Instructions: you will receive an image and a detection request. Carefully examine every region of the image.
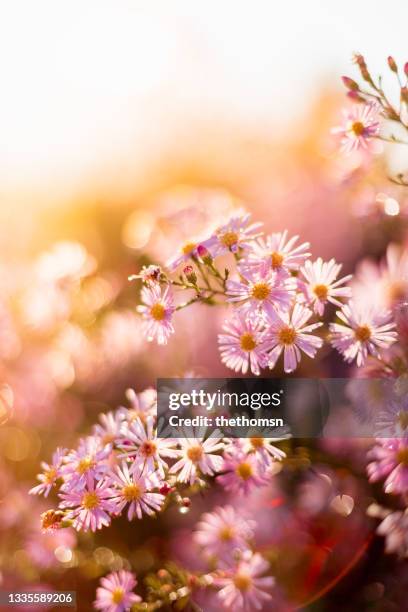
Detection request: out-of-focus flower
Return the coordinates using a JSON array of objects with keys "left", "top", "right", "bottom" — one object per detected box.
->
[
  {"left": 166, "top": 240, "right": 201, "bottom": 272},
  {"left": 94, "top": 570, "right": 141, "bottom": 612},
  {"left": 204, "top": 213, "right": 263, "bottom": 257},
  {"left": 377, "top": 510, "right": 408, "bottom": 557},
  {"left": 367, "top": 438, "right": 408, "bottom": 494},
  {"left": 240, "top": 230, "right": 310, "bottom": 278},
  {"left": 217, "top": 451, "right": 269, "bottom": 496},
  {"left": 266, "top": 303, "right": 323, "bottom": 373},
  {"left": 59, "top": 479, "right": 116, "bottom": 532},
  {"left": 108, "top": 461, "right": 164, "bottom": 520},
  {"left": 218, "top": 312, "right": 270, "bottom": 376},
  {"left": 194, "top": 505, "right": 255, "bottom": 564},
  {"left": 29, "top": 447, "right": 66, "bottom": 498},
  {"left": 26, "top": 525, "right": 76, "bottom": 569},
  {"left": 35, "top": 241, "right": 96, "bottom": 285},
  {"left": 120, "top": 388, "right": 157, "bottom": 424},
  {"left": 226, "top": 270, "right": 293, "bottom": 317},
  {"left": 137, "top": 284, "right": 175, "bottom": 345},
  {"left": 330, "top": 301, "right": 397, "bottom": 366},
  {"left": 299, "top": 258, "right": 352, "bottom": 316},
  {"left": 215, "top": 551, "right": 274, "bottom": 611},
  {"left": 169, "top": 433, "right": 224, "bottom": 485},
  {"left": 332, "top": 103, "right": 381, "bottom": 154},
  {"left": 241, "top": 437, "right": 286, "bottom": 470},
  {"left": 118, "top": 416, "right": 178, "bottom": 478},
  {"left": 375, "top": 397, "right": 408, "bottom": 437}
]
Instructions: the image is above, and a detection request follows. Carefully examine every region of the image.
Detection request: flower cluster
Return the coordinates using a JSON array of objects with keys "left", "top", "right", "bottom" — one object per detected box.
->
[
  {"left": 133, "top": 212, "right": 398, "bottom": 374},
  {"left": 30, "top": 388, "right": 287, "bottom": 535}
]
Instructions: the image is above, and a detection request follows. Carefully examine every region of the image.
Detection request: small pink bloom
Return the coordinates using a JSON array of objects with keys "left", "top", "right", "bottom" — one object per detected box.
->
[
  {"left": 226, "top": 269, "right": 293, "bottom": 318},
  {"left": 108, "top": 461, "right": 164, "bottom": 520},
  {"left": 94, "top": 570, "right": 141, "bottom": 612},
  {"left": 377, "top": 510, "right": 408, "bottom": 557},
  {"left": 330, "top": 301, "right": 397, "bottom": 366},
  {"left": 129, "top": 264, "right": 162, "bottom": 285},
  {"left": 137, "top": 284, "right": 175, "bottom": 345},
  {"left": 170, "top": 432, "right": 225, "bottom": 485},
  {"left": 266, "top": 303, "right": 323, "bottom": 373},
  {"left": 215, "top": 551, "right": 275, "bottom": 611},
  {"left": 367, "top": 438, "right": 408, "bottom": 495},
  {"left": 332, "top": 102, "right": 381, "bottom": 154},
  {"left": 59, "top": 479, "right": 117, "bottom": 532},
  {"left": 29, "top": 447, "right": 66, "bottom": 497},
  {"left": 218, "top": 312, "right": 270, "bottom": 376},
  {"left": 300, "top": 257, "right": 352, "bottom": 316},
  {"left": 61, "top": 436, "right": 109, "bottom": 491},
  {"left": 203, "top": 213, "right": 263, "bottom": 257},
  {"left": 241, "top": 230, "right": 310, "bottom": 278},
  {"left": 217, "top": 450, "right": 269, "bottom": 496}
]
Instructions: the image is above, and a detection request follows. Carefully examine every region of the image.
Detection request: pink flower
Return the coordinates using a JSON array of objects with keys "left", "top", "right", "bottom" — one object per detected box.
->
[
  {"left": 367, "top": 438, "right": 408, "bottom": 495},
  {"left": 299, "top": 258, "right": 352, "bottom": 316},
  {"left": 59, "top": 479, "right": 117, "bottom": 532},
  {"left": 194, "top": 505, "right": 255, "bottom": 563},
  {"left": 241, "top": 230, "right": 310, "bottom": 278},
  {"left": 118, "top": 416, "right": 178, "bottom": 478},
  {"left": 61, "top": 436, "right": 109, "bottom": 491},
  {"left": 129, "top": 264, "right": 162, "bottom": 285},
  {"left": 330, "top": 301, "right": 397, "bottom": 366},
  {"left": 29, "top": 447, "right": 66, "bottom": 497},
  {"left": 203, "top": 213, "right": 263, "bottom": 257},
  {"left": 170, "top": 432, "right": 225, "bottom": 484},
  {"left": 94, "top": 570, "right": 141, "bottom": 612},
  {"left": 137, "top": 284, "right": 175, "bottom": 345},
  {"left": 93, "top": 410, "right": 126, "bottom": 449},
  {"left": 166, "top": 240, "right": 200, "bottom": 272},
  {"left": 241, "top": 437, "right": 286, "bottom": 470},
  {"left": 215, "top": 551, "right": 274, "bottom": 611},
  {"left": 377, "top": 510, "right": 408, "bottom": 557},
  {"left": 226, "top": 270, "right": 293, "bottom": 318},
  {"left": 266, "top": 303, "right": 323, "bottom": 373},
  {"left": 108, "top": 461, "right": 164, "bottom": 520},
  {"left": 217, "top": 451, "right": 269, "bottom": 495},
  {"left": 120, "top": 387, "right": 157, "bottom": 424},
  {"left": 218, "top": 312, "right": 270, "bottom": 376},
  {"left": 332, "top": 103, "right": 381, "bottom": 154}
]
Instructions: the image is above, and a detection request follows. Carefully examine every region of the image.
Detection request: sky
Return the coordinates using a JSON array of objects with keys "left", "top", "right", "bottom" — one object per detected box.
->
[{"left": 1, "top": 0, "right": 408, "bottom": 200}]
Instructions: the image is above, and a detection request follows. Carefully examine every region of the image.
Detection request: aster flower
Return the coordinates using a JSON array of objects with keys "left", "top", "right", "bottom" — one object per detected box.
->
[
  {"left": 29, "top": 447, "right": 66, "bottom": 497},
  {"left": 194, "top": 505, "right": 255, "bottom": 564},
  {"left": 215, "top": 551, "right": 274, "bottom": 611},
  {"left": 129, "top": 264, "right": 162, "bottom": 285},
  {"left": 166, "top": 241, "right": 200, "bottom": 272},
  {"left": 108, "top": 461, "right": 164, "bottom": 520},
  {"left": 218, "top": 312, "right": 270, "bottom": 376},
  {"left": 226, "top": 269, "right": 293, "bottom": 318},
  {"left": 120, "top": 387, "right": 157, "bottom": 424},
  {"left": 332, "top": 102, "right": 381, "bottom": 154},
  {"left": 266, "top": 303, "right": 323, "bottom": 373},
  {"left": 367, "top": 438, "right": 408, "bottom": 495},
  {"left": 377, "top": 510, "right": 408, "bottom": 557},
  {"left": 59, "top": 479, "right": 117, "bottom": 532},
  {"left": 241, "top": 437, "right": 286, "bottom": 470},
  {"left": 93, "top": 410, "right": 126, "bottom": 449},
  {"left": 94, "top": 570, "right": 141, "bottom": 612},
  {"left": 118, "top": 416, "right": 178, "bottom": 477},
  {"left": 299, "top": 258, "right": 352, "bottom": 316},
  {"left": 240, "top": 230, "right": 310, "bottom": 278},
  {"left": 330, "top": 301, "right": 397, "bottom": 366},
  {"left": 137, "top": 284, "right": 175, "bottom": 345},
  {"left": 375, "top": 398, "right": 408, "bottom": 437},
  {"left": 61, "top": 436, "right": 109, "bottom": 491},
  {"left": 217, "top": 450, "right": 269, "bottom": 495},
  {"left": 170, "top": 432, "right": 225, "bottom": 485},
  {"left": 203, "top": 213, "right": 263, "bottom": 258}
]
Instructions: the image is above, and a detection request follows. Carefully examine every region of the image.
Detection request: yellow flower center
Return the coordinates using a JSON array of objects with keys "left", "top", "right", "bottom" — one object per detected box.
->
[
  {"left": 236, "top": 462, "right": 253, "bottom": 480},
  {"left": 82, "top": 491, "right": 100, "bottom": 510},
  {"left": 219, "top": 526, "right": 235, "bottom": 541},
  {"left": 234, "top": 573, "right": 252, "bottom": 592},
  {"left": 111, "top": 588, "right": 124, "bottom": 604},
  {"left": 187, "top": 445, "right": 203, "bottom": 462},
  {"left": 397, "top": 447, "right": 408, "bottom": 466},
  {"left": 398, "top": 412, "right": 408, "bottom": 430},
  {"left": 150, "top": 303, "right": 166, "bottom": 321},
  {"left": 351, "top": 121, "right": 365, "bottom": 136},
  {"left": 251, "top": 282, "right": 270, "bottom": 301},
  {"left": 182, "top": 242, "right": 196, "bottom": 255},
  {"left": 313, "top": 284, "right": 328, "bottom": 300},
  {"left": 271, "top": 251, "right": 284, "bottom": 269},
  {"left": 45, "top": 467, "right": 57, "bottom": 484},
  {"left": 354, "top": 325, "right": 371, "bottom": 342},
  {"left": 250, "top": 437, "right": 264, "bottom": 449},
  {"left": 220, "top": 231, "right": 239, "bottom": 248},
  {"left": 140, "top": 440, "right": 157, "bottom": 457},
  {"left": 278, "top": 326, "right": 297, "bottom": 345},
  {"left": 122, "top": 484, "right": 142, "bottom": 502},
  {"left": 77, "top": 456, "right": 94, "bottom": 474},
  {"left": 240, "top": 332, "right": 257, "bottom": 352}
]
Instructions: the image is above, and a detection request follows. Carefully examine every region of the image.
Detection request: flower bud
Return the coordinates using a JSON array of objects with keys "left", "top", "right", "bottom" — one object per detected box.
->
[
  {"left": 387, "top": 56, "right": 398, "bottom": 72},
  {"left": 401, "top": 87, "right": 408, "bottom": 104},
  {"left": 346, "top": 91, "right": 365, "bottom": 103},
  {"left": 341, "top": 76, "right": 359, "bottom": 91},
  {"left": 197, "top": 244, "right": 213, "bottom": 265},
  {"left": 404, "top": 62, "right": 408, "bottom": 77},
  {"left": 183, "top": 265, "right": 197, "bottom": 284}
]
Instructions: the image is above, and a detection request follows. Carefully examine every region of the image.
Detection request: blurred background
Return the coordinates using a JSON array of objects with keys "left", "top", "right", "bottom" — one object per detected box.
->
[{"left": 1, "top": 1, "right": 408, "bottom": 610}]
